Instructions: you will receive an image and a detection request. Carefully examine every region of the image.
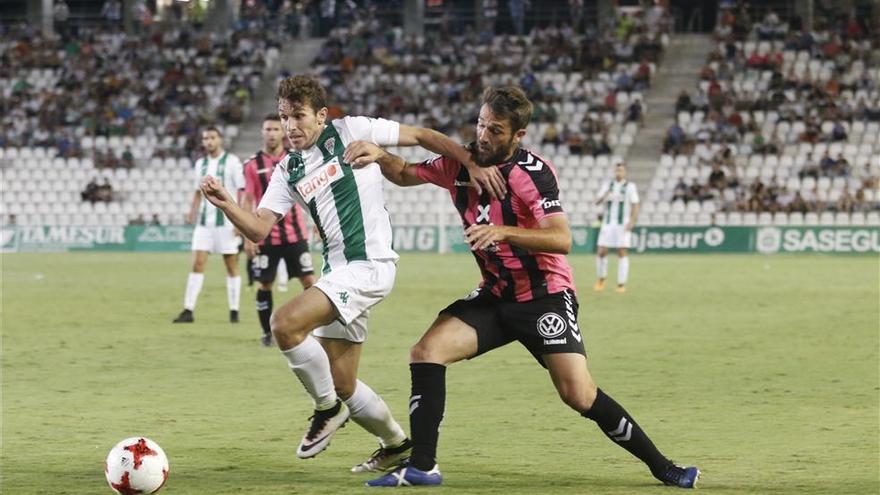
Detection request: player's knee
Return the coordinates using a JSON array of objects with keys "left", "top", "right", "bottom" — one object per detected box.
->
[
  {"left": 557, "top": 385, "right": 595, "bottom": 413},
  {"left": 410, "top": 340, "right": 443, "bottom": 364},
  {"left": 270, "top": 310, "right": 309, "bottom": 344}
]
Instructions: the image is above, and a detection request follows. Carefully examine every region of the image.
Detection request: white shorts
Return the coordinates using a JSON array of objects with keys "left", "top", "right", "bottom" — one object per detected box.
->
[
  {"left": 597, "top": 224, "right": 632, "bottom": 249},
  {"left": 312, "top": 259, "right": 397, "bottom": 343},
  {"left": 191, "top": 225, "right": 240, "bottom": 254}
]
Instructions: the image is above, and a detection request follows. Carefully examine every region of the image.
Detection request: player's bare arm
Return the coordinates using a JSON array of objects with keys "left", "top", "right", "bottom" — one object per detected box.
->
[
  {"left": 239, "top": 191, "right": 259, "bottom": 256},
  {"left": 346, "top": 142, "right": 425, "bottom": 187},
  {"left": 396, "top": 125, "right": 507, "bottom": 199},
  {"left": 595, "top": 190, "right": 611, "bottom": 206},
  {"left": 626, "top": 203, "right": 640, "bottom": 231},
  {"left": 200, "top": 175, "right": 278, "bottom": 242},
  {"left": 186, "top": 190, "right": 201, "bottom": 224},
  {"left": 464, "top": 215, "right": 572, "bottom": 254}
]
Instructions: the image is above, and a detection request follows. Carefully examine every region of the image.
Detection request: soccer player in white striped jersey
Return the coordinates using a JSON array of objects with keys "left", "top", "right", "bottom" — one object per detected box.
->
[
  {"left": 198, "top": 75, "right": 506, "bottom": 473},
  {"left": 594, "top": 162, "right": 640, "bottom": 293},
  {"left": 173, "top": 126, "right": 245, "bottom": 324}
]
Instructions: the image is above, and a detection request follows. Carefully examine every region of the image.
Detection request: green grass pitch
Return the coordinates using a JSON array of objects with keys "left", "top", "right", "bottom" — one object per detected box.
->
[{"left": 2, "top": 252, "right": 878, "bottom": 494}]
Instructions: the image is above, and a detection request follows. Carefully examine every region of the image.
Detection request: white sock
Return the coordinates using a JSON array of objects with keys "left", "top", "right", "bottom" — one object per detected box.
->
[
  {"left": 618, "top": 257, "right": 630, "bottom": 285},
  {"left": 281, "top": 336, "right": 337, "bottom": 410},
  {"left": 183, "top": 272, "right": 204, "bottom": 310},
  {"left": 344, "top": 380, "right": 407, "bottom": 448},
  {"left": 277, "top": 260, "right": 289, "bottom": 288},
  {"left": 226, "top": 276, "right": 241, "bottom": 311},
  {"left": 597, "top": 256, "right": 608, "bottom": 279}
]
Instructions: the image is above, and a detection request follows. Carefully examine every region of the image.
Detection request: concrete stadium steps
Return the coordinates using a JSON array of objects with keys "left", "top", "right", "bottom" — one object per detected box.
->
[
  {"left": 231, "top": 39, "right": 325, "bottom": 158},
  {"left": 625, "top": 34, "right": 716, "bottom": 190}
]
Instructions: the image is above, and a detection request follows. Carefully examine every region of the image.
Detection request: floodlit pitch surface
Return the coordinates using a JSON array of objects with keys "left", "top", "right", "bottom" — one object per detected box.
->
[{"left": 2, "top": 252, "right": 878, "bottom": 494}]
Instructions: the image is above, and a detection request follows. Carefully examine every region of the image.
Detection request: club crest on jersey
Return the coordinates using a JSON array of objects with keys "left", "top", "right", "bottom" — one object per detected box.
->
[
  {"left": 294, "top": 157, "right": 345, "bottom": 202},
  {"left": 287, "top": 153, "right": 306, "bottom": 183},
  {"left": 536, "top": 312, "right": 566, "bottom": 338},
  {"left": 324, "top": 137, "right": 336, "bottom": 155}
]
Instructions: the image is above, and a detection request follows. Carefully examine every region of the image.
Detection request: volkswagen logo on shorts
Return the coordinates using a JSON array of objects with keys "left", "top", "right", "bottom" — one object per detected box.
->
[{"left": 537, "top": 313, "right": 566, "bottom": 338}]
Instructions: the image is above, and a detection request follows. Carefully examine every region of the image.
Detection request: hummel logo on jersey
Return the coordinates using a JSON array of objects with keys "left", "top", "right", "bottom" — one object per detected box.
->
[
  {"left": 324, "top": 137, "right": 336, "bottom": 155},
  {"left": 517, "top": 153, "right": 544, "bottom": 171},
  {"left": 476, "top": 205, "right": 491, "bottom": 223},
  {"left": 295, "top": 157, "right": 345, "bottom": 202},
  {"left": 338, "top": 291, "right": 349, "bottom": 305},
  {"left": 538, "top": 197, "right": 561, "bottom": 210},
  {"left": 453, "top": 180, "right": 472, "bottom": 187},
  {"left": 607, "top": 417, "right": 633, "bottom": 442}
]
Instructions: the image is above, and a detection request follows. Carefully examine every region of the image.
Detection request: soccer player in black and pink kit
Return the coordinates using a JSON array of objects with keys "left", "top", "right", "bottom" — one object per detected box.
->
[
  {"left": 344, "top": 86, "right": 700, "bottom": 489},
  {"left": 241, "top": 114, "right": 317, "bottom": 347}
]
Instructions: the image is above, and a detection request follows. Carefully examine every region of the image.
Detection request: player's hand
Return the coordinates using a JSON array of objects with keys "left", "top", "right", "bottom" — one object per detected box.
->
[
  {"left": 625, "top": 222, "right": 634, "bottom": 231},
  {"left": 463, "top": 161, "right": 506, "bottom": 199},
  {"left": 185, "top": 211, "right": 196, "bottom": 225},
  {"left": 200, "top": 176, "right": 235, "bottom": 209},
  {"left": 244, "top": 239, "right": 258, "bottom": 258},
  {"left": 464, "top": 224, "right": 506, "bottom": 251},
  {"left": 343, "top": 140, "right": 385, "bottom": 167}
]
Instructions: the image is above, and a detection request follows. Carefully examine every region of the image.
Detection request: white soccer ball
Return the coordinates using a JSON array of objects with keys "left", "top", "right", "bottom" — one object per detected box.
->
[{"left": 105, "top": 437, "right": 169, "bottom": 494}]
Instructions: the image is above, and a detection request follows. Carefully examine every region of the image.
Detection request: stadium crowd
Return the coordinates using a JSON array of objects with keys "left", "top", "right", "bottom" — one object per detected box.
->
[
  {"left": 0, "top": 22, "right": 279, "bottom": 162},
  {"left": 309, "top": 3, "right": 669, "bottom": 150},
  {"left": 656, "top": 3, "right": 879, "bottom": 216}
]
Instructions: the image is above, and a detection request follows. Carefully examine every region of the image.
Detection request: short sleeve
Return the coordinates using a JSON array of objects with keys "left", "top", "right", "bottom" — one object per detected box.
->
[
  {"left": 628, "top": 183, "right": 640, "bottom": 204},
  {"left": 338, "top": 116, "right": 400, "bottom": 146},
  {"left": 229, "top": 155, "right": 245, "bottom": 191},
  {"left": 512, "top": 161, "right": 564, "bottom": 221},
  {"left": 415, "top": 155, "right": 460, "bottom": 189},
  {"left": 596, "top": 181, "right": 610, "bottom": 199},
  {"left": 258, "top": 159, "right": 297, "bottom": 217}
]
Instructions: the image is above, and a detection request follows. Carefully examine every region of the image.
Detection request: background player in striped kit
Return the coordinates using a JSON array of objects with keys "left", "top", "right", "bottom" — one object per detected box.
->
[
  {"left": 345, "top": 86, "right": 699, "bottom": 489},
  {"left": 198, "top": 76, "right": 507, "bottom": 474},
  {"left": 172, "top": 126, "right": 245, "bottom": 324},
  {"left": 594, "top": 163, "right": 640, "bottom": 293},
  {"left": 242, "top": 114, "right": 317, "bottom": 347}
]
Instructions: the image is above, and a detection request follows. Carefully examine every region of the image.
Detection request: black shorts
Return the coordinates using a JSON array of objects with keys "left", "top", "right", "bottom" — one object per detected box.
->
[
  {"left": 251, "top": 241, "right": 314, "bottom": 283},
  {"left": 440, "top": 288, "right": 585, "bottom": 367}
]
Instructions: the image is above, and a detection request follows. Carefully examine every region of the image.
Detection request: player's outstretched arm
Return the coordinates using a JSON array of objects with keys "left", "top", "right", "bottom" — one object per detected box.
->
[
  {"left": 396, "top": 125, "right": 507, "bottom": 199},
  {"left": 200, "top": 176, "right": 277, "bottom": 242},
  {"left": 346, "top": 141, "right": 425, "bottom": 187},
  {"left": 464, "top": 215, "right": 572, "bottom": 254}
]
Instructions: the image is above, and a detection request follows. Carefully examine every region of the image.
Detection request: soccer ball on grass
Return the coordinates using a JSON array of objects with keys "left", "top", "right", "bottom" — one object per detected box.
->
[{"left": 104, "top": 437, "right": 169, "bottom": 494}]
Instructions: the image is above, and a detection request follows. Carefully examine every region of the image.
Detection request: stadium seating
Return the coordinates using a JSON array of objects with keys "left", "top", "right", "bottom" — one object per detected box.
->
[
  {"left": 641, "top": 13, "right": 880, "bottom": 227},
  {"left": 310, "top": 11, "right": 669, "bottom": 226}
]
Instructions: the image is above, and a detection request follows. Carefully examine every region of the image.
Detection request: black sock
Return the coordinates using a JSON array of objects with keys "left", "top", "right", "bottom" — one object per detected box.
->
[
  {"left": 256, "top": 289, "right": 273, "bottom": 335},
  {"left": 246, "top": 257, "right": 255, "bottom": 286},
  {"left": 409, "top": 363, "right": 446, "bottom": 471},
  {"left": 582, "top": 388, "right": 670, "bottom": 475}
]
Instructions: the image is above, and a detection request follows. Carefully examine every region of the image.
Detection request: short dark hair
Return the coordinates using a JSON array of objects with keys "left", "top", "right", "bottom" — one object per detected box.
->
[
  {"left": 481, "top": 86, "right": 533, "bottom": 132},
  {"left": 277, "top": 75, "right": 327, "bottom": 112},
  {"left": 263, "top": 113, "right": 281, "bottom": 123},
  {"left": 202, "top": 126, "right": 222, "bottom": 137}
]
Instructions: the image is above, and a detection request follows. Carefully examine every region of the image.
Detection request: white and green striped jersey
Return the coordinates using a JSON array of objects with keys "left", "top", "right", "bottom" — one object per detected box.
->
[
  {"left": 597, "top": 180, "right": 639, "bottom": 226},
  {"left": 193, "top": 151, "right": 245, "bottom": 227},
  {"left": 259, "top": 116, "right": 400, "bottom": 273}
]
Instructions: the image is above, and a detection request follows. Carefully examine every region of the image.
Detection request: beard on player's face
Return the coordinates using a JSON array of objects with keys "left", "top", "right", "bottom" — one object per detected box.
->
[{"left": 474, "top": 136, "right": 516, "bottom": 166}]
